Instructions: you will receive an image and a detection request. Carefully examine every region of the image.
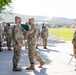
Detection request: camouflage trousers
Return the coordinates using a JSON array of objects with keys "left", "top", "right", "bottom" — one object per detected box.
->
[
  {"left": 13, "top": 45, "right": 21, "bottom": 67},
  {"left": 6, "top": 37, "right": 11, "bottom": 50},
  {"left": 73, "top": 43, "right": 76, "bottom": 57},
  {"left": 43, "top": 38, "right": 47, "bottom": 48},
  {"left": 28, "top": 42, "right": 42, "bottom": 66}
]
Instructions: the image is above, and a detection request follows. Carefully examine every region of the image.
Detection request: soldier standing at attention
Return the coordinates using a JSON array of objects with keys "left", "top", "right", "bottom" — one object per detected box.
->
[
  {"left": 12, "top": 16, "right": 23, "bottom": 71},
  {"left": 26, "top": 18, "right": 45, "bottom": 70},
  {"left": 41, "top": 26, "right": 48, "bottom": 49},
  {"left": 4, "top": 23, "right": 12, "bottom": 51}
]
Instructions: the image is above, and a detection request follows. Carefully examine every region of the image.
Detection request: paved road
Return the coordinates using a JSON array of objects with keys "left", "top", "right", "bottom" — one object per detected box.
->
[{"left": 0, "top": 40, "right": 76, "bottom": 75}]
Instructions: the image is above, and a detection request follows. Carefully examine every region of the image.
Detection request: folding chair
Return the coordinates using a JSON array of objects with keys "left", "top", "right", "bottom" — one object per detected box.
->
[
  {"left": 68, "top": 54, "right": 74, "bottom": 65},
  {"left": 69, "top": 54, "right": 76, "bottom": 71}
]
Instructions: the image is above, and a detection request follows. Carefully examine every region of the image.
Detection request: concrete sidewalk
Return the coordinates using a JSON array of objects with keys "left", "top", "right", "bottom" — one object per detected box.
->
[{"left": 0, "top": 41, "right": 76, "bottom": 75}]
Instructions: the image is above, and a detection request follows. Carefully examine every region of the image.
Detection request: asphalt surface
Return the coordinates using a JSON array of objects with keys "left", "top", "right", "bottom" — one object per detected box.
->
[{"left": 0, "top": 40, "right": 76, "bottom": 75}]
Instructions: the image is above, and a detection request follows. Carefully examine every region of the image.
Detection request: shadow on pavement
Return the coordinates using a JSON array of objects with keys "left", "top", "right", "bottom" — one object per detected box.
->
[
  {"left": 38, "top": 48, "right": 60, "bottom": 53},
  {"left": 33, "top": 67, "right": 48, "bottom": 75}
]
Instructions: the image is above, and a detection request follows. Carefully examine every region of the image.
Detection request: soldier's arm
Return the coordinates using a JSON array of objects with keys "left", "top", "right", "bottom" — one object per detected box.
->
[{"left": 27, "top": 28, "right": 35, "bottom": 34}]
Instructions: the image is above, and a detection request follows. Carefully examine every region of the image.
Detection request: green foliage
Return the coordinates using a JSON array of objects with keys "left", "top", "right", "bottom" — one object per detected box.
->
[{"left": 0, "top": 0, "right": 12, "bottom": 12}]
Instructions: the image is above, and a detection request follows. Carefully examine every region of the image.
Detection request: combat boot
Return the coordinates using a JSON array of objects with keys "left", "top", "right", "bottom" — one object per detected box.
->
[
  {"left": 44, "top": 47, "right": 47, "bottom": 49},
  {"left": 38, "top": 61, "right": 45, "bottom": 68},
  {"left": 26, "top": 66, "right": 35, "bottom": 70},
  {"left": 13, "top": 66, "right": 22, "bottom": 71}
]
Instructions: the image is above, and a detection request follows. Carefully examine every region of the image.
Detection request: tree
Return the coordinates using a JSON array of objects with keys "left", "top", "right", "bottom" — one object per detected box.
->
[{"left": 0, "top": 0, "right": 12, "bottom": 12}]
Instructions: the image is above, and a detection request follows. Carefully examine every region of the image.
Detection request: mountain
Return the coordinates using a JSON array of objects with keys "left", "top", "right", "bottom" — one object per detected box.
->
[
  {"left": 49, "top": 17, "right": 74, "bottom": 27},
  {"left": 0, "top": 13, "right": 48, "bottom": 22},
  {"left": 0, "top": 13, "right": 75, "bottom": 27}
]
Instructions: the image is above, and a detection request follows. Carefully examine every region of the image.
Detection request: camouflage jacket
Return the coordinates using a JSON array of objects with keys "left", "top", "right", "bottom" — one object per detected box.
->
[
  {"left": 12, "top": 25, "right": 24, "bottom": 45},
  {"left": 41, "top": 28, "right": 48, "bottom": 39},
  {"left": 4, "top": 26, "right": 12, "bottom": 37},
  {"left": 27, "top": 25, "right": 38, "bottom": 45}
]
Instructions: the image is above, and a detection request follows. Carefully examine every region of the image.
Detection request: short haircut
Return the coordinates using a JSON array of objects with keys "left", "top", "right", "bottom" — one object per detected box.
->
[
  {"left": 15, "top": 16, "right": 21, "bottom": 21},
  {"left": 29, "top": 18, "right": 34, "bottom": 21}
]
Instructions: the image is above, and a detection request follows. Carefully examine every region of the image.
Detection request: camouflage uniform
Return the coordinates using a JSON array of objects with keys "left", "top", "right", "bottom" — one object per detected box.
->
[
  {"left": 12, "top": 25, "right": 23, "bottom": 68},
  {"left": 36, "top": 28, "right": 41, "bottom": 49},
  {"left": 41, "top": 27, "right": 48, "bottom": 49},
  {"left": 4, "top": 25, "right": 12, "bottom": 50},
  {"left": 72, "top": 32, "right": 76, "bottom": 58},
  {"left": 27, "top": 25, "right": 42, "bottom": 66}
]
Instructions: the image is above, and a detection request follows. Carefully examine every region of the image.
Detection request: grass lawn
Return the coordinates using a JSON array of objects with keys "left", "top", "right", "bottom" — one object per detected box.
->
[{"left": 48, "top": 28, "right": 74, "bottom": 41}]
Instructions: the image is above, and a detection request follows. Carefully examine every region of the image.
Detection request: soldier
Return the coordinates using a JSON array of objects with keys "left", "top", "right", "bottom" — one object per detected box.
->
[
  {"left": 41, "top": 26, "right": 48, "bottom": 49},
  {"left": 72, "top": 31, "right": 76, "bottom": 71},
  {"left": 26, "top": 18, "right": 45, "bottom": 70},
  {"left": 4, "top": 23, "right": 12, "bottom": 51},
  {"left": 12, "top": 16, "right": 24, "bottom": 71}
]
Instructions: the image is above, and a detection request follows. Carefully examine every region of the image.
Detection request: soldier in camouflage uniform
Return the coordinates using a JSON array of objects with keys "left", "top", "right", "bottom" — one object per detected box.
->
[
  {"left": 26, "top": 18, "right": 45, "bottom": 70},
  {"left": 72, "top": 31, "right": 76, "bottom": 71},
  {"left": 72, "top": 32, "right": 76, "bottom": 58},
  {"left": 12, "top": 16, "right": 23, "bottom": 71},
  {"left": 41, "top": 26, "right": 48, "bottom": 49},
  {"left": 4, "top": 23, "right": 12, "bottom": 51}
]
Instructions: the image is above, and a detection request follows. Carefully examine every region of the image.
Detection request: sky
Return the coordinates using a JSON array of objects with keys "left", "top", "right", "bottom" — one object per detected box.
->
[{"left": 12, "top": 0, "right": 76, "bottom": 19}]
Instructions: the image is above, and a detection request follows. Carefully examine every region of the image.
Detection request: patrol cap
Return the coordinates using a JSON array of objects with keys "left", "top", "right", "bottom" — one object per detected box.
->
[{"left": 15, "top": 16, "right": 21, "bottom": 20}]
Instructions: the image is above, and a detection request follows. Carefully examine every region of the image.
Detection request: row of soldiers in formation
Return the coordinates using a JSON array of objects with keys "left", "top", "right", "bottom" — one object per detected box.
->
[{"left": 0, "top": 16, "right": 48, "bottom": 71}]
